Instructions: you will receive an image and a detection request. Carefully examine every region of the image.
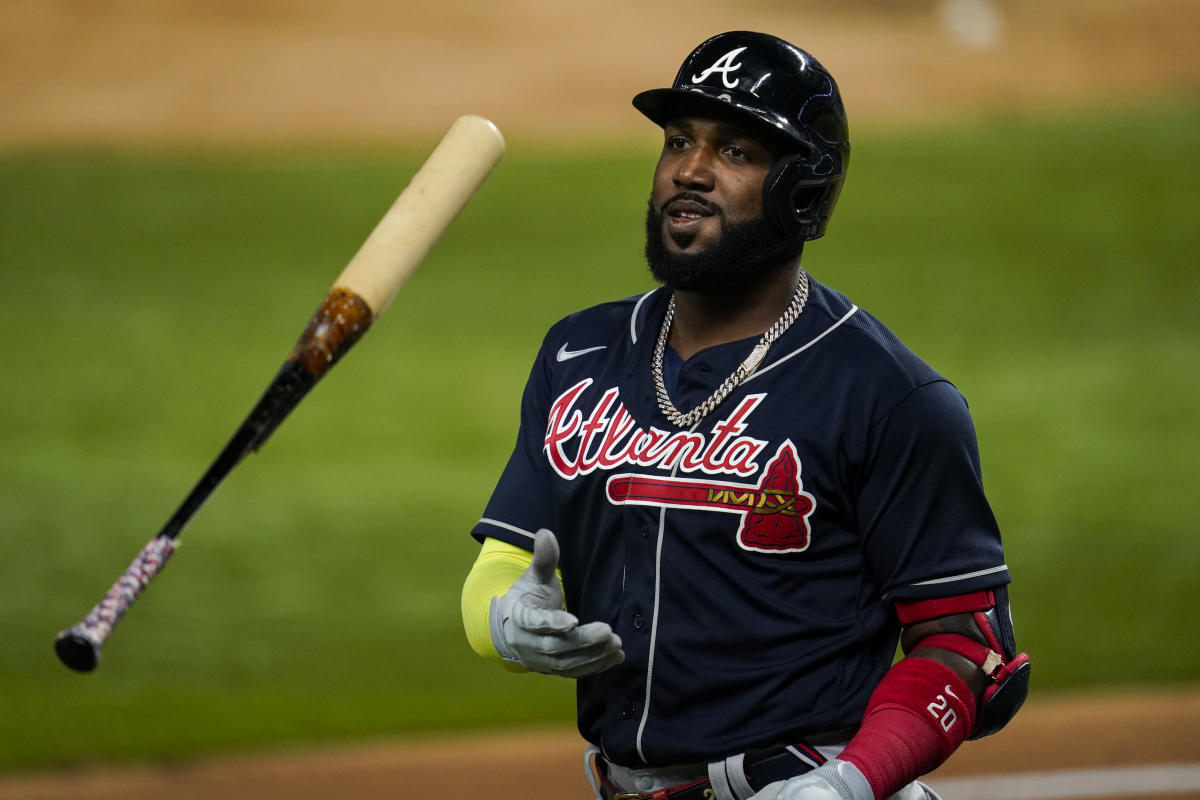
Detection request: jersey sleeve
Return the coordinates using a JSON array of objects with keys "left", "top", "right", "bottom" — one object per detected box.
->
[
  {"left": 470, "top": 329, "right": 558, "bottom": 551},
  {"left": 856, "top": 380, "right": 1009, "bottom": 600}
]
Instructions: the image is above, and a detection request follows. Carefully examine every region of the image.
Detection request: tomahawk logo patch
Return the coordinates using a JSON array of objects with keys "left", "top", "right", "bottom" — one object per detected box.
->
[{"left": 607, "top": 440, "right": 816, "bottom": 553}]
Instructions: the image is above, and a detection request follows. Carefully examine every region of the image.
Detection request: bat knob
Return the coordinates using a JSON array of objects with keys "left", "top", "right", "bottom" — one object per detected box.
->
[{"left": 55, "top": 629, "right": 101, "bottom": 672}]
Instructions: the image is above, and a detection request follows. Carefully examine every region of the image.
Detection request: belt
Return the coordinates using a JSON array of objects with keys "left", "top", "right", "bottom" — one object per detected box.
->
[
  {"left": 607, "top": 778, "right": 712, "bottom": 800},
  {"left": 595, "top": 741, "right": 831, "bottom": 800}
]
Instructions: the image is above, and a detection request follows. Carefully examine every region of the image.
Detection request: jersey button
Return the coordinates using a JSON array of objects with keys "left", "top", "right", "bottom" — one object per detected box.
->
[
  {"left": 640, "top": 523, "right": 649, "bottom": 538},
  {"left": 633, "top": 612, "right": 645, "bottom": 629}
]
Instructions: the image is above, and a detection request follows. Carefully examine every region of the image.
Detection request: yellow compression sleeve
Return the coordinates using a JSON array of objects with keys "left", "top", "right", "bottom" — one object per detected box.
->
[{"left": 461, "top": 537, "right": 540, "bottom": 671}]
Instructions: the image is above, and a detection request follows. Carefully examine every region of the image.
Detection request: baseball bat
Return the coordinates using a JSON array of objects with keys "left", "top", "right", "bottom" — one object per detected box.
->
[{"left": 54, "top": 114, "right": 506, "bottom": 672}]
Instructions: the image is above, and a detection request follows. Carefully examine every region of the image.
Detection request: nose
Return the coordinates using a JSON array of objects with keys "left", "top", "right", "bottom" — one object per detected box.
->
[{"left": 673, "top": 145, "right": 715, "bottom": 191}]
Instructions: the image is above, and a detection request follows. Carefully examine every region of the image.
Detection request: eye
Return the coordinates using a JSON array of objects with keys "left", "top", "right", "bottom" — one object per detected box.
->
[
  {"left": 665, "top": 134, "right": 690, "bottom": 152},
  {"left": 726, "top": 144, "right": 749, "bottom": 161}
]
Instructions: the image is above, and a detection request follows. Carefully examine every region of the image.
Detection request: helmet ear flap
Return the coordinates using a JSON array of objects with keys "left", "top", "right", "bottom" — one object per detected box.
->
[{"left": 763, "top": 151, "right": 846, "bottom": 240}]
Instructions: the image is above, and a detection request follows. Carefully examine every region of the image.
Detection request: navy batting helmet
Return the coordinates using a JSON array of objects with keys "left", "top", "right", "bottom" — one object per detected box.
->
[{"left": 633, "top": 31, "right": 850, "bottom": 240}]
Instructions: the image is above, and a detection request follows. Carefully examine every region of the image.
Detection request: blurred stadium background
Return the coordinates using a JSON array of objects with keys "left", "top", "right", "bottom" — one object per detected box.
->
[{"left": 1, "top": 1, "right": 1197, "bottom": 797}]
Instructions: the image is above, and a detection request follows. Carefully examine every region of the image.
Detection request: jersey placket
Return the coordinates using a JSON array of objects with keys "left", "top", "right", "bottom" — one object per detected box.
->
[{"left": 630, "top": 349, "right": 730, "bottom": 764}]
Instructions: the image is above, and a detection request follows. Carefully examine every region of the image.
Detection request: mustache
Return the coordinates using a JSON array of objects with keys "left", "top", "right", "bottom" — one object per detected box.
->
[{"left": 660, "top": 191, "right": 722, "bottom": 216}]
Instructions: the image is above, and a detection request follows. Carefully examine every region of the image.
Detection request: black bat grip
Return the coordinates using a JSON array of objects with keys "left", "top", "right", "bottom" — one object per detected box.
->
[{"left": 155, "top": 360, "right": 316, "bottom": 541}]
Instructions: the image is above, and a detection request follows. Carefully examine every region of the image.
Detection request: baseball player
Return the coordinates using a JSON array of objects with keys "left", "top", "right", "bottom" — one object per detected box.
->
[{"left": 462, "top": 31, "right": 1030, "bottom": 800}]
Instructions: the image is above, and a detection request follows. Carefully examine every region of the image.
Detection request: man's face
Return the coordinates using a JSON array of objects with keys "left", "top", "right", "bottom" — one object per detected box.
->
[{"left": 645, "top": 116, "right": 801, "bottom": 293}]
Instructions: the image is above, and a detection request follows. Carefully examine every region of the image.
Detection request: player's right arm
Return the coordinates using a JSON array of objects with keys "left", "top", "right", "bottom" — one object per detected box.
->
[
  {"left": 463, "top": 312, "right": 627, "bottom": 678},
  {"left": 461, "top": 530, "right": 624, "bottom": 678},
  {"left": 461, "top": 536, "right": 537, "bottom": 670}
]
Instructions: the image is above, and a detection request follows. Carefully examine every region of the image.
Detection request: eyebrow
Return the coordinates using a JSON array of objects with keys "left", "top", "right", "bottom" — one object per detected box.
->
[
  {"left": 713, "top": 120, "right": 760, "bottom": 142},
  {"left": 665, "top": 117, "right": 779, "bottom": 158},
  {"left": 664, "top": 117, "right": 757, "bottom": 141}
]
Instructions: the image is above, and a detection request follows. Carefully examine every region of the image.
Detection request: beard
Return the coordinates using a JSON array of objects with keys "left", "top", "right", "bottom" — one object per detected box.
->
[{"left": 644, "top": 194, "right": 803, "bottom": 294}]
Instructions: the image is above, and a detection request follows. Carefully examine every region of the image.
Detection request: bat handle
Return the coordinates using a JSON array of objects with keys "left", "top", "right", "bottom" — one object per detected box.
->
[{"left": 54, "top": 536, "right": 177, "bottom": 672}]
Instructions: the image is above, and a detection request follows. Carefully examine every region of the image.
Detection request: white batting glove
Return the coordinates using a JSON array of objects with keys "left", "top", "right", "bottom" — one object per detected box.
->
[
  {"left": 750, "top": 760, "right": 874, "bottom": 800},
  {"left": 489, "top": 529, "right": 624, "bottom": 678}
]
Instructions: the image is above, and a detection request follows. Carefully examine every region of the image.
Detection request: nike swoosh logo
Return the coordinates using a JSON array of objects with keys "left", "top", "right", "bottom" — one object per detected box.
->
[{"left": 556, "top": 343, "right": 607, "bottom": 362}]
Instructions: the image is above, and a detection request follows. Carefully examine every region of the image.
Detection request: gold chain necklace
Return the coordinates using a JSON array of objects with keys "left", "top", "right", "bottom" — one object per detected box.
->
[{"left": 652, "top": 271, "right": 810, "bottom": 428}]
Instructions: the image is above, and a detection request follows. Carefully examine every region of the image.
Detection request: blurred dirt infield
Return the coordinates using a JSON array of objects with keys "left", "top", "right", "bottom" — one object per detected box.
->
[
  {"left": 4, "top": 689, "right": 1200, "bottom": 799},
  {"left": 3, "top": 2, "right": 1199, "bottom": 798},
  {"left": 2, "top": 0, "right": 1198, "bottom": 146}
]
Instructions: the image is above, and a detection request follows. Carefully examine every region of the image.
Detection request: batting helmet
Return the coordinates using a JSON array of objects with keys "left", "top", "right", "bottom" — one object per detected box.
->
[{"left": 633, "top": 31, "right": 850, "bottom": 240}]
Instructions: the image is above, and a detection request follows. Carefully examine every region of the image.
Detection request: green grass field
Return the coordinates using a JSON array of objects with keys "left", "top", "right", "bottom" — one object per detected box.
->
[{"left": 1, "top": 97, "right": 1197, "bottom": 771}]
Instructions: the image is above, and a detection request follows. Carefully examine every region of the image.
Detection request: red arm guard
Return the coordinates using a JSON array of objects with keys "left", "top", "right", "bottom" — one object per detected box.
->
[
  {"left": 839, "top": 656, "right": 976, "bottom": 799},
  {"left": 837, "top": 588, "right": 1032, "bottom": 797},
  {"left": 896, "top": 589, "right": 1032, "bottom": 740}
]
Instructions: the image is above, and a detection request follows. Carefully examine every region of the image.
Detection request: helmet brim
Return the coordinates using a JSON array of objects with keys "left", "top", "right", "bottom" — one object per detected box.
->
[{"left": 632, "top": 87, "right": 800, "bottom": 149}]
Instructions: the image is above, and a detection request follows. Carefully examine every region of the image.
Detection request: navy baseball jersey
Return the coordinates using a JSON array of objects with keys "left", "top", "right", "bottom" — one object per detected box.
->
[{"left": 471, "top": 275, "right": 1008, "bottom": 767}]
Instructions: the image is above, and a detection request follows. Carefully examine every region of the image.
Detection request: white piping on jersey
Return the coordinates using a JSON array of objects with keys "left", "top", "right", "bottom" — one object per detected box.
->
[
  {"left": 635, "top": 503, "right": 669, "bottom": 763},
  {"left": 477, "top": 517, "right": 536, "bottom": 542},
  {"left": 907, "top": 564, "right": 1009, "bottom": 587},
  {"left": 630, "top": 290, "right": 657, "bottom": 346},
  {"left": 634, "top": 411, "right": 705, "bottom": 763},
  {"left": 626, "top": 289, "right": 673, "bottom": 761},
  {"left": 745, "top": 305, "right": 859, "bottom": 383}
]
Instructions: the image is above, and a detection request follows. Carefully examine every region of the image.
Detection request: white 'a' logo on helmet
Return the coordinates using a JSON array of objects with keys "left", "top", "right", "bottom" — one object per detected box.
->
[{"left": 691, "top": 46, "right": 747, "bottom": 89}]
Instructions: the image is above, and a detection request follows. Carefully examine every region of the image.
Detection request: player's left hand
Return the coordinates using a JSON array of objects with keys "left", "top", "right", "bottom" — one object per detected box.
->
[
  {"left": 489, "top": 529, "right": 625, "bottom": 678},
  {"left": 749, "top": 760, "right": 874, "bottom": 800}
]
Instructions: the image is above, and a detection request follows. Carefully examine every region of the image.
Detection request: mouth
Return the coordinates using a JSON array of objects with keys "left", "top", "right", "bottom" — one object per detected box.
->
[{"left": 663, "top": 196, "right": 715, "bottom": 225}]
